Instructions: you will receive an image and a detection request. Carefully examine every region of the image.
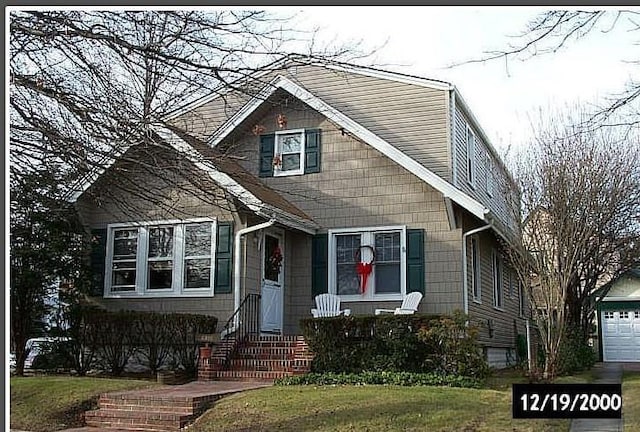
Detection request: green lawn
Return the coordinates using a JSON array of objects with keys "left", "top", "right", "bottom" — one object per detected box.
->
[
  {"left": 11, "top": 371, "right": 596, "bottom": 432},
  {"left": 623, "top": 372, "right": 640, "bottom": 431},
  {"left": 10, "top": 376, "right": 158, "bottom": 432},
  {"left": 190, "top": 385, "right": 570, "bottom": 432}
]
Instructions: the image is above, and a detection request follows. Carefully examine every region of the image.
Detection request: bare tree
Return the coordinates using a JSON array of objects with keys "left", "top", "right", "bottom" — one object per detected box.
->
[
  {"left": 9, "top": 10, "right": 359, "bottom": 205},
  {"left": 505, "top": 109, "right": 640, "bottom": 378},
  {"left": 461, "top": 10, "right": 640, "bottom": 129}
]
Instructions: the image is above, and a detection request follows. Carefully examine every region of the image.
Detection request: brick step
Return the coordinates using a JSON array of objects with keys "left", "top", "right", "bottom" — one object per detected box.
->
[
  {"left": 99, "top": 395, "right": 194, "bottom": 410},
  {"left": 85, "top": 419, "right": 180, "bottom": 432},
  {"left": 235, "top": 347, "right": 296, "bottom": 358},
  {"left": 85, "top": 409, "right": 190, "bottom": 431},
  {"left": 98, "top": 402, "right": 194, "bottom": 414},
  {"left": 247, "top": 334, "right": 301, "bottom": 342},
  {"left": 229, "top": 358, "right": 295, "bottom": 371},
  {"left": 213, "top": 370, "right": 294, "bottom": 381}
]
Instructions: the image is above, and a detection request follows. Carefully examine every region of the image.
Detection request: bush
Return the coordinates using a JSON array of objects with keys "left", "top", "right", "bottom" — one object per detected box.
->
[
  {"left": 300, "top": 314, "right": 440, "bottom": 373},
  {"left": 275, "top": 371, "right": 482, "bottom": 388},
  {"left": 30, "top": 340, "right": 74, "bottom": 371},
  {"left": 558, "top": 328, "right": 596, "bottom": 375},
  {"left": 300, "top": 312, "right": 489, "bottom": 378},
  {"left": 60, "top": 307, "right": 217, "bottom": 376},
  {"left": 417, "top": 311, "right": 490, "bottom": 378}
]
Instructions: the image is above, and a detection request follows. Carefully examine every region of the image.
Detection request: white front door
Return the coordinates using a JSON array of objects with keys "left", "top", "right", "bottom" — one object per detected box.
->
[{"left": 261, "top": 231, "right": 284, "bottom": 333}]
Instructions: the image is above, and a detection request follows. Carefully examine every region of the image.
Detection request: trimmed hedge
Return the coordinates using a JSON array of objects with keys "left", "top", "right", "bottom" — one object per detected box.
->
[
  {"left": 300, "top": 314, "right": 441, "bottom": 373},
  {"left": 61, "top": 306, "right": 217, "bottom": 376},
  {"left": 275, "top": 371, "right": 482, "bottom": 389},
  {"left": 300, "top": 312, "right": 489, "bottom": 378}
]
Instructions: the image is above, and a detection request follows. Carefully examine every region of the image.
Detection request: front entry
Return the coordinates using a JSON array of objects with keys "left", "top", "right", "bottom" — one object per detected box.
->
[{"left": 261, "top": 230, "right": 284, "bottom": 333}]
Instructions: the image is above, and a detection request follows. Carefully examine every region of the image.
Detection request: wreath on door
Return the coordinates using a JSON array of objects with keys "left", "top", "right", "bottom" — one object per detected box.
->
[
  {"left": 355, "top": 245, "right": 375, "bottom": 294},
  {"left": 268, "top": 245, "right": 283, "bottom": 275}
]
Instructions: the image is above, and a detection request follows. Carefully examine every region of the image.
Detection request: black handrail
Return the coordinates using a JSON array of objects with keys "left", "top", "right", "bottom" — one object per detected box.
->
[{"left": 221, "top": 293, "right": 261, "bottom": 368}]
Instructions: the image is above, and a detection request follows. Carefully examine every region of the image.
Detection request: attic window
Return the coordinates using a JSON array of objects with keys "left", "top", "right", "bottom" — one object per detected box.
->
[
  {"left": 259, "top": 129, "right": 321, "bottom": 178},
  {"left": 274, "top": 129, "right": 305, "bottom": 176}
]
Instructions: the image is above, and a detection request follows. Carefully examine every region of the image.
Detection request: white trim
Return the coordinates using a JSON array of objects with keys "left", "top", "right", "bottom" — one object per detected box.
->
[
  {"left": 462, "top": 224, "right": 493, "bottom": 314},
  {"left": 466, "top": 124, "right": 476, "bottom": 188},
  {"left": 454, "top": 88, "right": 518, "bottom": 189},
  {"left": 602, "top": 297, "right": 640, "bottom": 302},
  {"left": 273, "top": 129, "right": 305, "bottom": 177},
  {"left": 261, "top": 228, "right": 285, "bottom": 333},
  {"left": 151, "top": 124, "right": 318, "bottom": 234},
  {"left": 104, "top": 218, "right": 217, "bottom": 298},
  {"left": 492, "top": 248, "right": 503, "bottom": 309},
  {"left": 444, "top": 197, "right": 457, "bottom": 230},
  {"left": 162, "top": 59, "right": 452, "bottom": 123},
  {"left": 209, "top": 76, "right": 489, "bottom": 221},
  {"left": 322, "top": 63, "right": 453, "bottom": 91},
  {"left": 328, "top": 225, "right": 406, "bottom": 302}
]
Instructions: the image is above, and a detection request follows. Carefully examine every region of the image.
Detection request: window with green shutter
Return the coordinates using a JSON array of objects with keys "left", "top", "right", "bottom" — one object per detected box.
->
[
  {"left": 214, "top": 222, "right": 234, "bottom": 294},
  {"left": 90, "top": 228, "right": 107, "bottom": 296},
  {"left": 311, "top": 233, "right": 328, "bottom": 299},
  {"left": 259, "top": 129, "right": 321, "bottom": 177},
  {"left": 326, "top": 226, "right": 422, "bottom": 300}
]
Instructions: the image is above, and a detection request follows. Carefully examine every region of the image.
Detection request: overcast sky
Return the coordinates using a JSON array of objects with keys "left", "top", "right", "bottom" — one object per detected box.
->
[{"left": 289, "top": 7, "right": 638, "bottom": 155}]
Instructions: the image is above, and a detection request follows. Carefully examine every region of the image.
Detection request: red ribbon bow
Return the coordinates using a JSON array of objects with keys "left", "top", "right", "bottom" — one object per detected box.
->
[{"left": 356, "top": 262, "right": 373, "bottom": 294}]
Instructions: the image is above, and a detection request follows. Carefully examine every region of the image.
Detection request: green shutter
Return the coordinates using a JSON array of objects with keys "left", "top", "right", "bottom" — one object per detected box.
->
[
  {"left": 304, "top": 129, "right": 321, "bottom": 174},
  {"left": 215, "top": 222, "right": 234, "bottom": 294},
  {"left": 259, "top": 134, "right": 275, "bottom": 177},
  {"left": 311, "top": 233, "right": 328, "bottom": 298},
  {"left": 90, "top": 228, "right": 107, "bottom": 296},
  {"left": 406, "top": 229, "right": 425, "bottom": 295}
]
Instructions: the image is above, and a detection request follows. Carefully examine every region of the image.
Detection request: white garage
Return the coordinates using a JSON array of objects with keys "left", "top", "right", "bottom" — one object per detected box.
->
[
  {"left": 598, "top": 269, "right": 640, "bottom": 362},
  {"left": 601, "top": 309, "right": 640, "bottom": 361}
]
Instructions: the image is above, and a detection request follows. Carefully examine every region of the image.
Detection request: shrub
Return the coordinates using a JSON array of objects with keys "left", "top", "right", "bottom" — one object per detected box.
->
[
  {"left": 417, "top": 311, "right": 490, "bottom": 378},
  {"left": 300, "top": 315, "right": 440, "bottom": 373},
  {"left": 60, "top": 307, "right": 217, "bottom": 376},
  {"left": 275, "top": 371, "right": 482, "bottom": 388},
  {"left": 301, "top": 312, "right": 489, "bottom": 378},
  {"left": 558, "top": 328, "right": 596, "bottom": 375}
]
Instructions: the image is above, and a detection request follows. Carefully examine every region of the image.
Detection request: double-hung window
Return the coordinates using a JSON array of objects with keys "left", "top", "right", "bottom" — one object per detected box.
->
[
  {"left": 105, "top": 218, "right": 216, "bottom": 297},
  {"left": 329, "top": 226, "right": 406, "bottom": 301},
  {"left": 274, "top": 129, "right": 305, "bottom": 176},
  {"left": 471, "top": 236, "right": 481, "bottom": 302},
  {"left": 519, "top": 280, "right": 526, "bottom": 317},
  {"left": 466, "top": 125, "right": 476, "bottom": 187},
  {"left": 485, "top": 153, "right": 494, "bottom": 197},
  {"left": 492, "top": 249, "right": 503, "bottom": 309}
]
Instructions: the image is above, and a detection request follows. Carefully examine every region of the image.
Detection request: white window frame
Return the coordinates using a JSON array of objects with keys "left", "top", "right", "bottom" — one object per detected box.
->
[
  {"left": 104, "top": 217, "right": 217, "bottom": 298},
  {"left": 485, "top": 152, "right": 494, "bottom": 197},
  {"left": 471, "top": 236, "right": 481, "bottom": 303},
  {"left": 518, "top": 279, "right": 526, "bottom": 317},
  {"left": 273, "top": 129, "right": 305, "bottom": 177},
  {"left": 466, "top": 125, "right": 476, "bottom": 187},
  {"left": 492, "top": 249, "right": 503, "bottom": 310},
  {"left": 328, "top": 226, "right": 407, "bottom": 302}
]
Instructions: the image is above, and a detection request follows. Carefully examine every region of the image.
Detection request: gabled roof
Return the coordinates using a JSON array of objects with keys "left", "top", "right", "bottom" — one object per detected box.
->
[
  {"left": 208, "top": 74, "right": 490, "bottom": 222},
  {"left": 151, "top": 125, "right": 318, "bottom": 234},
  {"left": 70, "top": 124, "right": 318, "bottom": 235}
]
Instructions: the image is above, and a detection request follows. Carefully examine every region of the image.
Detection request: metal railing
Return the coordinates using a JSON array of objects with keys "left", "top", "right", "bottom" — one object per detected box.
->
[{"left": 221, "top": 293, "right": 261, "bottom": 368}]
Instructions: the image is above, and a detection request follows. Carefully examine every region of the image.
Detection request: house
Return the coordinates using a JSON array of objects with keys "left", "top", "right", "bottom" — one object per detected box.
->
[
  {"left": 597, "top": 268, "right": 640, "bottom": 362},
  {"left": 71, "top": 59, "right": 529, "bottom": 371}
]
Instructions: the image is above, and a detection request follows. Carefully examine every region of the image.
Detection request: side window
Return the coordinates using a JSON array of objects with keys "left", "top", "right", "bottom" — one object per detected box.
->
[
  {"left": 466, "top": 125, "right": 476, "bottom": 186},
  {"left": 471, "top": 236, "right": 481, "bottom": 302},
  {"left": 492, "top": 249, "right": 503, "bottom": 309}
]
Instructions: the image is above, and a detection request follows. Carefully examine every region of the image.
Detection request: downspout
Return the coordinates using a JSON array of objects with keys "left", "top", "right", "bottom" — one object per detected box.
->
[
  {"left": 233, "top": 219, "right": 276, "bottom": 328},
  {"left": 462, "top": 222, "right": 494, "bottom": 314}
]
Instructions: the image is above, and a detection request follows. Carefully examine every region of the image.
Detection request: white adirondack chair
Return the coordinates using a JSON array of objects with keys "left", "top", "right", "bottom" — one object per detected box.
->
[
  {"left": 311, "top": 293, "right": 352, "bottom": 318},
  {"left": 374, "top": 292, "right": 423, "bottom": 315}
]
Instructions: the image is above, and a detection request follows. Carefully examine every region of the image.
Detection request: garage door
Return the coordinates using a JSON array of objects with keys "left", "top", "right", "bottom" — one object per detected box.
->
[{"left": 602, "top": 310, "right": 640, "bottom": 362}]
